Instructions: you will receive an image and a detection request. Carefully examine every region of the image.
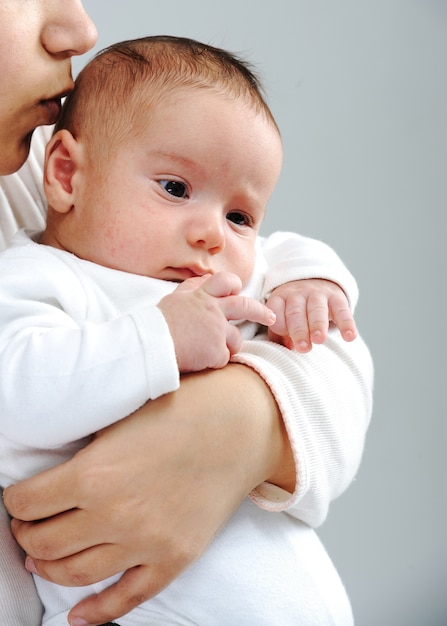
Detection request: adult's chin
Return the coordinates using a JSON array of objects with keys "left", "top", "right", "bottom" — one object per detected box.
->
[{"left": 0, "top": 132, "right": 34, "bottom": 176}]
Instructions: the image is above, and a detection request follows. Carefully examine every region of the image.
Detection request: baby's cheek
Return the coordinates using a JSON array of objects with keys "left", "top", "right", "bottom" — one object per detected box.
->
[
  {"left": 236, "top": 244, "right": 262, "bottom": 293},
  {"left": 236, "top": 248, "right": 256, "bottom": 287}
]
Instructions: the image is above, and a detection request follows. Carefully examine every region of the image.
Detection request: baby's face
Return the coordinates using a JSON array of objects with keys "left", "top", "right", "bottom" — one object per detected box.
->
[{"left": 70, "top": 89, "right": 282, "bottom": 286}]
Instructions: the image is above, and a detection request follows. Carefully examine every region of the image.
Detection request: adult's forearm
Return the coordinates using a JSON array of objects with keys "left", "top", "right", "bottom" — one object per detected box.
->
[
  {"left": 4, "top": 342, "right": 371, "bottom": 626},
  {"left": 178, "top": 364, "right": 296, "bottom": 494},
  {"left": 3, "top": 363, "right": 294, "bottom": 625},
  {"left": 235, "top": 330, "right": 374, "bottom": 527}
]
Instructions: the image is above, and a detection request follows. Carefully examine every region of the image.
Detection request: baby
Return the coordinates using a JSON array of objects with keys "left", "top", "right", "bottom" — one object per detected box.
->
[{"left": 0, "top": 36, "right": 356, "bottom": 625}]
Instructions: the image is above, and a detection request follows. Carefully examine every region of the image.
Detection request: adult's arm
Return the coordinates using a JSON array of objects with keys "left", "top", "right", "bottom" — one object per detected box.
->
[
  {"left": 235, "top": 328, "right": 373, "bottom": 526},
  {"left": 5, "top": 363, "right": 294, "bottom": 624},
  {"left": 5, "top": 330, "right": 372, "bottom": 626}
]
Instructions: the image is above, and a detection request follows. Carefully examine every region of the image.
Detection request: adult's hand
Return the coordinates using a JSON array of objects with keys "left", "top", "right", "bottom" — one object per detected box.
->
[{"left": 4, "top": 364, "right": 294, "bottom": 626}]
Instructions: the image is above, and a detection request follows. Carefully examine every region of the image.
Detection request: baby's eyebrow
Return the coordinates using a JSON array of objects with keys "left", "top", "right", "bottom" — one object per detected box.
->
[{"left": 152, "top": 150, "right": 199, "bottom": 171}]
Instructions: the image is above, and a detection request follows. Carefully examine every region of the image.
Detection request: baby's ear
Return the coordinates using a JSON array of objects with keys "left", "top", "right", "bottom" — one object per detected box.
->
[{"left": 44, "top": 129, "right": 82, "bottom": 213}]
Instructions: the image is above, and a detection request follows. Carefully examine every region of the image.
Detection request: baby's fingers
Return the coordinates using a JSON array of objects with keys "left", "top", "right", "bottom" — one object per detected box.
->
[
  {"left": 174, "top": 273, "right": 212, "bottom": 292},
  {"left": 329, "top": 294, "right": 357, "bottom": 342},
  {"left": 226, "top": 323, "right": 244, "bottom": 356},
  {"left": 305, "top": 293, "right": 331, "bottom": 346},
  {"left": 267, "top": 328, "right": 295, "bottom": 350},
  {"left": 174, "top": 272, "right": 242, "bottom": 297},
  {"left": 221, "top": 296, "right": 276, "bottom": 328},
  {"left": 200, "top": 272, "right": 242, "bottom": 297},
  {"left": 278, "top": 293, "right": 314, "bottom": 353}
]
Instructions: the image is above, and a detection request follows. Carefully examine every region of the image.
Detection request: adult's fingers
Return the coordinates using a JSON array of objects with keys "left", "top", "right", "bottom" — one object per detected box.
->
[
  {"left": 25, "top": 543, "right": 129, "bottom": 589},
  {"left": 10, "top": 508, "right": 107, "bottom": 563},
  {"left": 67, "top": 564, "right": 176, "bottom": 626},
  {"left": 4, "top": 461, "right": 79, "bottom": 522}
]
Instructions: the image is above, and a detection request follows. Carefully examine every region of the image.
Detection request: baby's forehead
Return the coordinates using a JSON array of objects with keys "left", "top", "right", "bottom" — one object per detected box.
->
[
  {"left": 141, "top": 82, "right": 279, "bottom": 133},
  {"left": 77, "top": 49, "right": 280, "bottom": 151}
]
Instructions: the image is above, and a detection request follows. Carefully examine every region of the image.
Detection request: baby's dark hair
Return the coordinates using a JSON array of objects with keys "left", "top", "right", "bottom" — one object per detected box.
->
[{"left": 55, "top": 35, "right": 279, "bottom": 157}]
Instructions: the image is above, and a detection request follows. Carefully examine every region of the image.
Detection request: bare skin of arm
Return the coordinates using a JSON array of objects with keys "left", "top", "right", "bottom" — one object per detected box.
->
[{"left": 5, "top": 363, "right": 294, "bottom": 626}]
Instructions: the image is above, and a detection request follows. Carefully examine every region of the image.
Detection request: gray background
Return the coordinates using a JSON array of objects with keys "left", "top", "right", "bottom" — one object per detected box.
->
[{"left": 75, "top": 2, "right": 447, "bottom": 625}]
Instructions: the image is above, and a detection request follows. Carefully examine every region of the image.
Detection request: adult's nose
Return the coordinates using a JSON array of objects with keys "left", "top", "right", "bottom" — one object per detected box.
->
[{"left": 41, "top": 0, "right": 98, "bottom": 58}]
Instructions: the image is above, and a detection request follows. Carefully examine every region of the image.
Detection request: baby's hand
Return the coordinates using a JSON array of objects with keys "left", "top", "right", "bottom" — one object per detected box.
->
[
  {"left": 266, "top": 279, "right": 357, "bottom": 353},
  {"left": 158, "top": 272, "right": 276, "bottom": 372}
]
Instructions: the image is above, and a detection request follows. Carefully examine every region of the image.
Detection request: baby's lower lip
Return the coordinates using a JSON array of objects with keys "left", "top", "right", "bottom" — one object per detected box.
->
[
  {"left": 171, "top": 268, "right": 199, "bottom": 279},
  {"left": 168, "top": 268, "right": 210, "bottom": 281}
]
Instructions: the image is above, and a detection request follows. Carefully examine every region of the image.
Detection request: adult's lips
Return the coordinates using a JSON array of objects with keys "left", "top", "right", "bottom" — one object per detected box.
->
[{"left": 39, "top": 97, "right": 63, "bottom": 125}]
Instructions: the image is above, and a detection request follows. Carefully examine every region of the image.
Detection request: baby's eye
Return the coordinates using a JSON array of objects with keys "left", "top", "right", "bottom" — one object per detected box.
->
[
  {"left": 159, "top": 180, "right": 188, "bottom": 198},
  {"left": 227, "top": 211, "right": 252, "bottom": 227}
]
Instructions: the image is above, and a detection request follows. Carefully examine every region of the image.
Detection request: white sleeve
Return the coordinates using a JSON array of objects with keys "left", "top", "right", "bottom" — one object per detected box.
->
[
  {"left": 0, "top": 250, "right": 179, "bottom": 449},
  {"left": 0, "top": 126, "right": 50, "bottom": 252},
  {"left": 259, "top": 231, "right": 359, "bottom": 310},
  {"left": 232, "top": 330, "right": 373, "bottom": 528}
]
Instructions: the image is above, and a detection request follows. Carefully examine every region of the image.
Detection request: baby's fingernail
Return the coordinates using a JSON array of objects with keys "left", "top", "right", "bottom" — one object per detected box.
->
[
  {"left": 69, "top": 618, "right": 91, "bottom": 626},
  {"left": 267, "top": 311, "right": 276, "bottom": 324},
  {"left": 298, "top": 340, "right": 309, "bottom": 350},
  {"left": 25, "top": 556, "right": 37, "bottom": 574}
]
